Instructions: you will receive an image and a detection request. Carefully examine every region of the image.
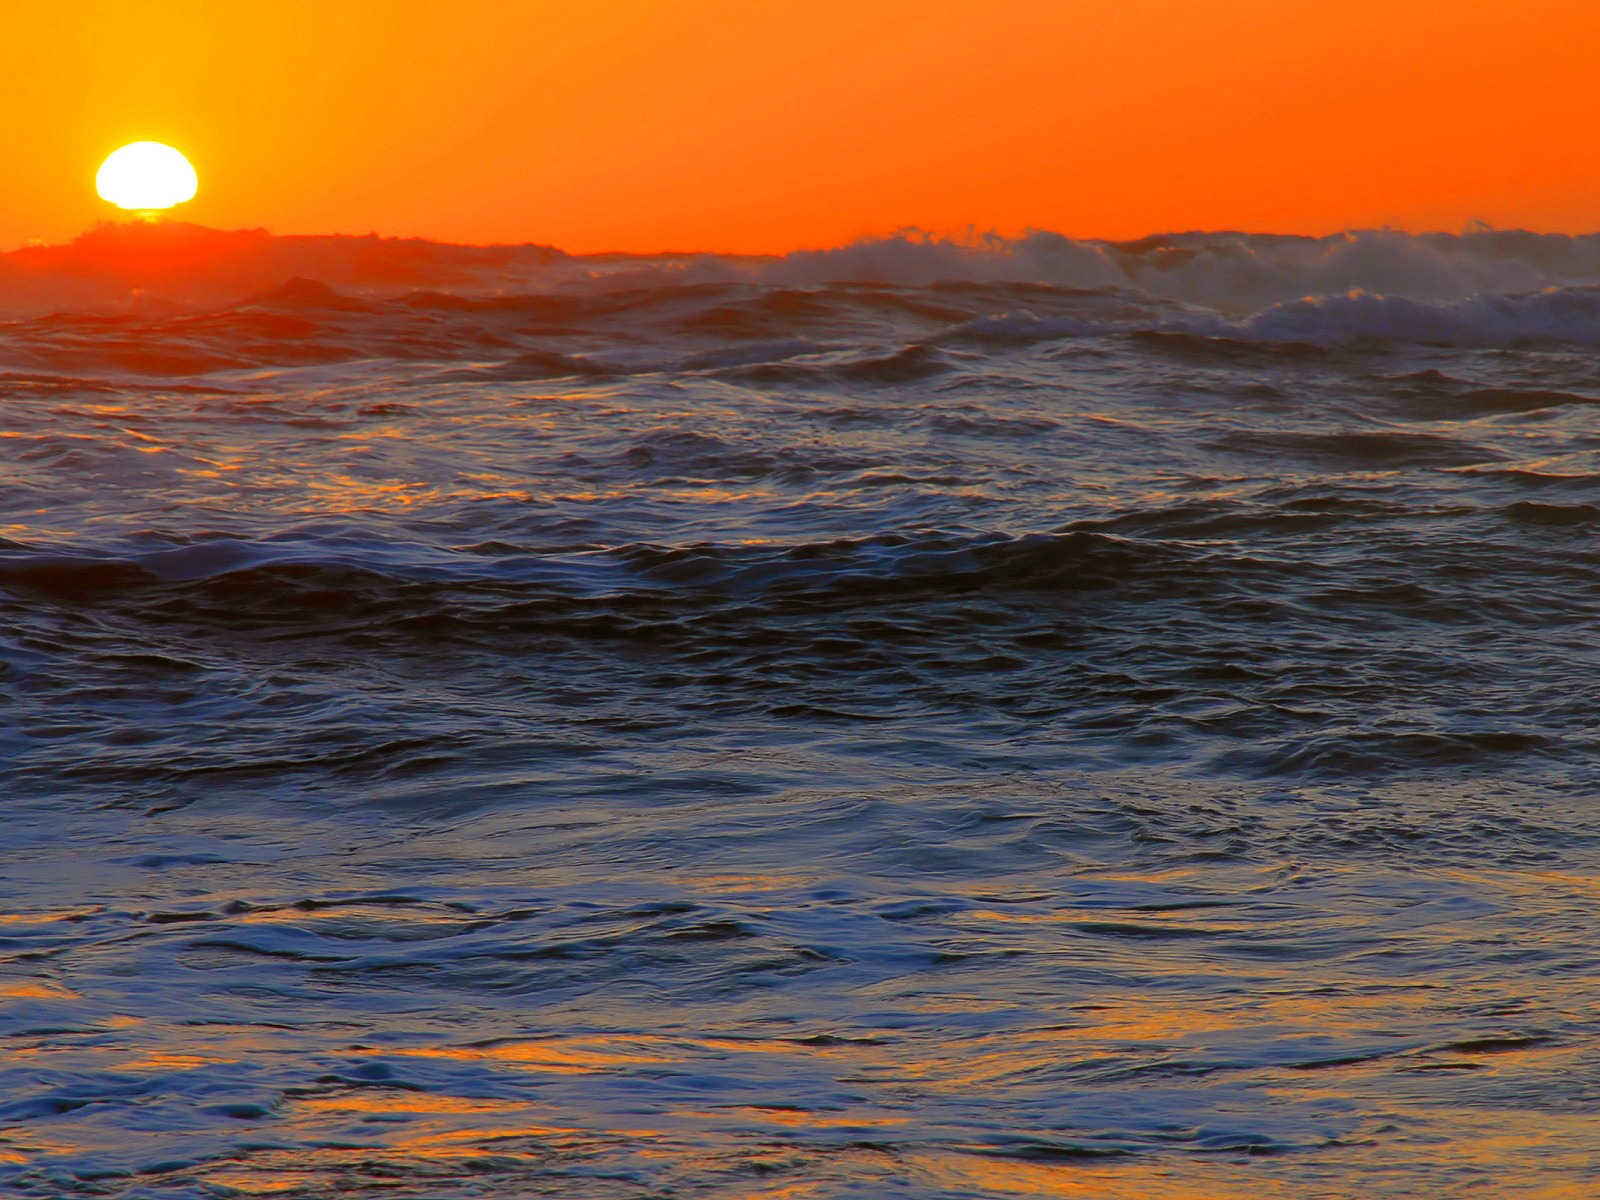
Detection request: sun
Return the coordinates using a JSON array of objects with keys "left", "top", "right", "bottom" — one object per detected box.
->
[{"left": 96, "top": 142, "right": 198, "bottom": 212}]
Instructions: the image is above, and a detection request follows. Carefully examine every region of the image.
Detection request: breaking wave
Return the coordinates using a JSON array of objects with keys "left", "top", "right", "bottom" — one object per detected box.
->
[{"left": 6, "top": 222, "right": 1600, "bottom": 349}]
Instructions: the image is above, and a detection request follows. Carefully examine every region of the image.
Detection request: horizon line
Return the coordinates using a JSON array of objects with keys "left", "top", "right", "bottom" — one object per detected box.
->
[{"left": 8, "top": 218, "right": 1598, "bottom": 260}]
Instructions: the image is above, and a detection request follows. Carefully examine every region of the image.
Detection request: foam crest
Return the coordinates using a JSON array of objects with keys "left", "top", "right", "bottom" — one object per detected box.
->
[
  {"left": 1212, "top": 284, "right": 1600, "bottom": 347},
  {"left": 747, "top": 228, "right": 1600, "bottom": 315},
  {"left": 760, "top": 230, "right": 1128, "bottom": 290}
]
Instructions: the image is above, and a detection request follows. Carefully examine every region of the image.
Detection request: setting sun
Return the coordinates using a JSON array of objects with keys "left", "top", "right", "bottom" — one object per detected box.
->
[{"left": 95, "top": 141, "right": 197, "bottom": 212}]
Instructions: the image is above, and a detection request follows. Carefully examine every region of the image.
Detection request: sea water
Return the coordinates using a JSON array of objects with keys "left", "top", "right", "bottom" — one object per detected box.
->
[{"left": 3, "top": 226, "right": 1600, "bottom": 1198}]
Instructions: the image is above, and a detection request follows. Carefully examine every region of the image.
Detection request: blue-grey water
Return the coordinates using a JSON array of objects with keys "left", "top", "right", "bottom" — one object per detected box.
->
[{"left": 4, "top": 226, "right": 1600, "bottom": 1198}]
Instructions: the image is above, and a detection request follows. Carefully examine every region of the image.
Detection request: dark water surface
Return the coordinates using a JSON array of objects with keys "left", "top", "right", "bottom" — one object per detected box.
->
[{"left": 4, "top": 229, "right": 1600, "bottom": 1198}]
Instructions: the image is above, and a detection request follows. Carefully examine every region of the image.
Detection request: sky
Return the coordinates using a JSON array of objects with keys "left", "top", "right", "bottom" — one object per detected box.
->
[{"left": 3, "top": 0, "right": 1598, "bottom": 253}]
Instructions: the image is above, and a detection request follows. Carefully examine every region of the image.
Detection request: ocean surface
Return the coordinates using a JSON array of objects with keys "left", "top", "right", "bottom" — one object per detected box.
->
[{"left": 4, "top": 224, "right": 1600, "bottom": 1198}]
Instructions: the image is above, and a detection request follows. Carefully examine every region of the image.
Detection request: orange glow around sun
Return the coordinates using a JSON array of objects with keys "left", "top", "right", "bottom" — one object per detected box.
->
[{"left": 4, "top": 0, "right": 1599, "bottom": 252}]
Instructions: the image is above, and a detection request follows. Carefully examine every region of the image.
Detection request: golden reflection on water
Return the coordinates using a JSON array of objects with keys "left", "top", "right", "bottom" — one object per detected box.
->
[
  {"left": 654, "top": 486, "right": 769, "bottom": 504},
  {"left": 0, "top": 980, "right": 78, "bottom": 999},
  {"left": 363, "top": 1122, "right": 572, "bottom": 1159},
  {"left": 0, "top": 909, "right": 98, "bottom": 926},
  {"left": 120, "top": 1052, "right": 232, "bottom": 1071},
  {"left": 296, "top": 1092, "right": 529, "bottom": 1116},
  {"left": 303, "top": 474, "right": 446, "bottom": 511},
  {"left": 684, "top": 1107, "right": 910, "bottom": 1130},
  {"left": 200, "top": 1172, "right": 302, "bottom": 1195},
  {"left": 186, "top": 1139, "right": 1314, "bottom": 1200},
  {"left": 7, "top": 857, "right": 1600, "bottom": 1195},
  {"left": 736, "top": 1184, "right": 831, "bottom": 1200},
  {"left": 907, "top": 1152, "right": 1298, "bottom": 1199},
  {"left": 392, "top": 1035, "right": 675, "bottom": 1072},
  {"left": 0, "top": 1131, "right": 79, "bottom": 1169}
]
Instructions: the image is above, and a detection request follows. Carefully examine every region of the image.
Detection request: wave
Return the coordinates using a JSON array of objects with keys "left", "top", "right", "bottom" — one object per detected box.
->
[
  {"left": 7, "top": 222, "right": 1600, "bottom": 328},
  {"left": 0, "top": 527, "right": 1201, "bottom": 635},
  {"left": 611, "top": 228, "right": 1600, "bottom": 315},
  {"left": 11, "top": 279, "right": 1600, "bottom": 393}
]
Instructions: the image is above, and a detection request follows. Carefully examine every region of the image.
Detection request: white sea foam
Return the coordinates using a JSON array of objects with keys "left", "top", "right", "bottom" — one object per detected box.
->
[{"left": 1205, "top": 284, "right": 1600, "bottom": 347}]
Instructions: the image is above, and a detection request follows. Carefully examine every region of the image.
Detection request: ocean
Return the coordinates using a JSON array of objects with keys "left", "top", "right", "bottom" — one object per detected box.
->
[{"left": 3, "top": 223, "right": 1600, "bottom": 1198}]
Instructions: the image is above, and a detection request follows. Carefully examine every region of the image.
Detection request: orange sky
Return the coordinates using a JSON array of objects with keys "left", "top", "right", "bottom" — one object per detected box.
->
[{"left": 4, "top": 0, "right": 1599, "bottom": 253}]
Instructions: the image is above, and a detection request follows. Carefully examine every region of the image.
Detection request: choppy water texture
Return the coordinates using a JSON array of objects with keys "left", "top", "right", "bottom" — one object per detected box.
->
[{"left": 4, "top": 225, "right": 1600, "bottom": 1198}]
